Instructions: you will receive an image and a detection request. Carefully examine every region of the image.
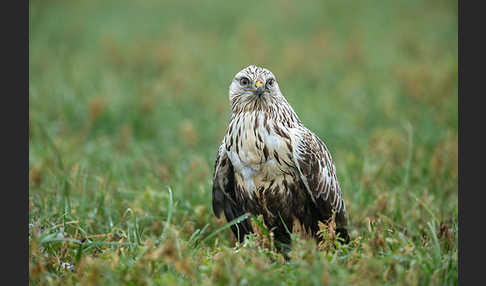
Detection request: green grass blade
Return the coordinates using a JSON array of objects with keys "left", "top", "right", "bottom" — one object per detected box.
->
[{"left": 201, "top": 213, "right": 250, "bottom": 245}]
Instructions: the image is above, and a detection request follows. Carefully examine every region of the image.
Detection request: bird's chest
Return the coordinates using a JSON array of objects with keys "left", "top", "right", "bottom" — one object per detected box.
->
[{"left": 225, "top": 113, "right": 295, "bottom": 194}]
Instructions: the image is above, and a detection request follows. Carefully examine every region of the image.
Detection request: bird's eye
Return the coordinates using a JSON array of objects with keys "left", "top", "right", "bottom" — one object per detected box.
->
[
  {"left": 266, "top": 79, "right": 275, "bottom": 88},
  {"left": 239, "top": 77, "right": 250, "bottom": 86}
]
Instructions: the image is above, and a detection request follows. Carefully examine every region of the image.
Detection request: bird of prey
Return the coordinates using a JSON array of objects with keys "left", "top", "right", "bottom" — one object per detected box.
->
[{"left": 212, "top": 65, "right": 350, "bottom": 250}]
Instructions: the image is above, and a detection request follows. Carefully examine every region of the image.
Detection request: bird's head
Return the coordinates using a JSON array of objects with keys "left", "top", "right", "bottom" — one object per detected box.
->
[{"left": 229, "top": 65, "right": 283, "bottom": 112}]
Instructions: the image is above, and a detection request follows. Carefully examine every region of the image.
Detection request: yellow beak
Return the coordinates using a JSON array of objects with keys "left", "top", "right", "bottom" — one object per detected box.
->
[
  {"left": 255, "top": 80, "right": 264, "bottom": 89},
  {"left": 254, "top": 80, "right": 265, "bottom": 96}
]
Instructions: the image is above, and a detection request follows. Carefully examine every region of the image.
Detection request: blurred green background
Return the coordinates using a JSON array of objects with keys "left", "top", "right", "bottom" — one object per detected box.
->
[{"left": 29, "top": 0, "right": 457, "bottom": 285}]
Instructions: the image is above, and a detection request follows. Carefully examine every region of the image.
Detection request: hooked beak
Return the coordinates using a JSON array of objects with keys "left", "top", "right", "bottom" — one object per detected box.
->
[{"left": 254, "top": 80, "right": 264, "bottom": 96}]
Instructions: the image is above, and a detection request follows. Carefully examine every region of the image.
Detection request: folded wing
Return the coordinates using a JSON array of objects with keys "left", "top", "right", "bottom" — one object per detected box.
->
[
  {"left": 292, "top": 130, "right": 349, "bottom": 235},
  {"left": 212, "top": 143, "right": 253, "bottom": 242}
]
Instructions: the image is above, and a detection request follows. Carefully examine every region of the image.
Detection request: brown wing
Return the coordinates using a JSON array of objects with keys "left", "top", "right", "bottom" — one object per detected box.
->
[
  {"left": 292, "top": 130, "right": 348, "bottom": 230},
  {"left": 212, "top": 143, "right": 253, "bottom": 242}
]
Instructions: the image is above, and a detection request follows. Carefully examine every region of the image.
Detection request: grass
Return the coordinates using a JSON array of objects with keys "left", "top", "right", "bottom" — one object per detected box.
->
[{"left": 29, "top": 0, "right": 458, "bottom": 285}]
